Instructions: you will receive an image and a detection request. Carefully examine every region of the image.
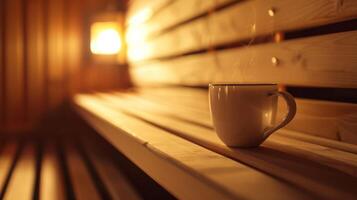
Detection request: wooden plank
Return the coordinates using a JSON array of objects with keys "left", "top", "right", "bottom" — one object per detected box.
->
[
  {"left": 3, "top": 143, "right": 36, "bottom": 200},
  {"left": 132, "top": 30, "right": 357, "bottom": 88},
  {"left": 126, "top": 0, "right": 234, "bottom": 44},
  {"left": 278, "top": 129, "right": 357, "bottom": 155},
  {"left": 112, "top": 93, "right": 211, "bottom": 127},
  {"left": 99, "top": 93, "right": 357, "bottom": 175},
  {"left": 81, "top": 137, "right": 142, "bottom": 200},
  {"left": 280, "top": 98, "right": 357, "bottom": 141},
  {"left": 75, "top": 95, "right": 313, "bottom": 200},
  {"left": 47, "top": 0, "right": 65, "bottom": 109},
  {"left": 4, "top": 0, "right": 25, "bottom": 129},
  {"left": 121, "top": 87, "right": 357, "bottom": 141},
  {"left": 127, "top": 0, "right": 357, "bottom": 60},
  {"left": 26, "top": 0, "right": 45, "bottom": 123},
  {"left": 0, "top": 1, "right": 4, "bottom": 128},
  {"left": 0, "top": 142, "right": 18, "bottom": 193},
  {"left": 92, "top": 93, "right": 357, "bottom": 199},
  {"left": 126, "top": 0, "right": 172, "bottom": 26},
  {"left": 40, "top": 142, "right": 66, "bottom": 200},
  {"left": 66, "top": 0, "right": 83, "bottom": 97},
  {"left": 65, "top": 142, "right": 101, "bottom": 200}
]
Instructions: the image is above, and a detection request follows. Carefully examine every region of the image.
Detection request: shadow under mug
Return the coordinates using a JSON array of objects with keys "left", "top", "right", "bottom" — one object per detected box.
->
[{"left": 209, "top": 83, "right": 296, "bottom": 147}]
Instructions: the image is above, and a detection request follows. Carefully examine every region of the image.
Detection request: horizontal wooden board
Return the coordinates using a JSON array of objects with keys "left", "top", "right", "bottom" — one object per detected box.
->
[
  {"left": 76, "top": 93, "right": 357, "bottom": 199},
  {"left": 127, "top": 0, "right": 357, "bottom": 61},
  {"left": 131, "top": 30, "right": 357, "bottom": 88},
  {"left": 129, "top": 87, "right": 357, "bottom": 142},
  {"left": 99, "top": 92, "right": 357, "bottom": 175},
  {"left": 126, "top": 0, "right": 234, "bottom": 44},
  {"left": 75, "top": 94, "right": 313, "bottom": 200},
  {"left": 126, "top": 0, "right": 172, "bottom": 26}
]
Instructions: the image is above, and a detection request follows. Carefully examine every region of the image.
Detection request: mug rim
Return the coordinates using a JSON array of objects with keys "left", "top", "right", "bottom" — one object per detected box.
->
[{"left": 209, "top": 83, "right": 277, "bottom": 86}]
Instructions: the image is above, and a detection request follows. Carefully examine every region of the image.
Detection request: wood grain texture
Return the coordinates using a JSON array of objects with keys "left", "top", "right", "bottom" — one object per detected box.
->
[
  {"left": 88, "top": 92, "right": 357, "bottom": 199},
  {"left": 98, "top": 92, "right": 357, "bottom": 175},
  {"left": 3, "top": 143, "right": 36, "bottom": 200},
  {"left": 127, "top": 0, "right": 357, "bottom": 61},
  {"left": 4, "top": 0, "right": 25, "bottom": 129},
  {"left": 40, "top": 142, "right": 66, "bottom": 200},
  {"left": 132, "top": 30, "right": 357, "bottom": 88},
  {"left": 132, "top": 87, "right": 357, "bottom": 141},
  {"left": 65, "top": 142, "right": 101, "bottom": 200},
  {"left": 0, "top": 142, "right": 18, "bottom": 193},
  {"left": 75, "top": 94, "right": 313, "bottom": 200}
]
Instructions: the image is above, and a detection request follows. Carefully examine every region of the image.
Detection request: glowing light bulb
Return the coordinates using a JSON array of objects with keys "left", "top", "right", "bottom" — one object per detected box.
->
[{"left": 90, "top": 22, "right": 121, "bottom": 55}]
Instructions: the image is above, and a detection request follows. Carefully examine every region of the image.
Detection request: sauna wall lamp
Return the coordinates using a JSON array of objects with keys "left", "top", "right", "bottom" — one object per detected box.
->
[{"left": 90, "top": 12, "right": 125, "bottom": 63}]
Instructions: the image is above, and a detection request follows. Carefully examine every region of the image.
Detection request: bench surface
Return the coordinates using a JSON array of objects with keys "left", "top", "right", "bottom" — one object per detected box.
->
[{"left": 74, "top": 88, "right": 357, "bottom": 200}]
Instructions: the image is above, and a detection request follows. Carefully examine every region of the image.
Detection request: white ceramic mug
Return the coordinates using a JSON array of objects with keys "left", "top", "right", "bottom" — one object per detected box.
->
[{"left": 209, "top": 83, "right": 296, "bottom": 147}]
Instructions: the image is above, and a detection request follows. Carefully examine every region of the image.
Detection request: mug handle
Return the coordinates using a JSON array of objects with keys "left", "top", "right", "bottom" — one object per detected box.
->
[{"left": 263, "top": 91, "right": 297, "bottom": 139}]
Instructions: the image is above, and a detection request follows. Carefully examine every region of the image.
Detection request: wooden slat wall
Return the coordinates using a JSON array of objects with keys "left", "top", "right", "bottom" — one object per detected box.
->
[
  {"left": 127, "top": 0, "right": 357, "bottom": 61},
  {"left": 0, "top": 0, "right": 128, "bottom": 133},
  {"left": 126, "top": 0, "right": 357, "bottom": 142},
  {"left": 132, "top": 30, "right": 357, "bottom": 88}
]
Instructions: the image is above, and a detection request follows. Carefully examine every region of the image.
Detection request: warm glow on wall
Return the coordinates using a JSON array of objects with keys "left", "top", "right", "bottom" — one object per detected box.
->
[{"left": 90, "top": 22, "right": 122, "bottom": 55}]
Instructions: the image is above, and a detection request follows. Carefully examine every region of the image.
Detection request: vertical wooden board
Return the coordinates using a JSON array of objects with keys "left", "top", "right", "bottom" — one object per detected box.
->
[
  {"left": 66, "top": 0, "right": 83, "bottom": 97},
  {"left": 26, "top": 0, "right": 45, "bottom": 124},
  {"left": 65, "top": 143, "right": 101, "bottom": 200},
  {"left": 3, "top": 143, "right": 36, "bottom": 200},
  {"left": 4, "top": 0, "right": 25, "bottom": 128},
  {"left": 0, "top": 142, "right": 18, "bottom": 193},
  {"left": 40, "top": 142, "right": 66, "bottom": 200},
  {"left": 47, "top": 0, "right": 64, "bottom": 109},
  {"left": 0, "top": 0, "right": 4, "bottom": 128}
]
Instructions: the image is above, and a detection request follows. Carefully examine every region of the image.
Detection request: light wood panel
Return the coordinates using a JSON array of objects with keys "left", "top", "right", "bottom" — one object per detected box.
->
[
  {"left": 89, "top": 92, "right": 357, "bottom": 199},
  {"left": 65, "top": 142, "right": 101, "bottom": 200},
  {"left": 132, "top": 30, "right": 357, "bottom": 88},
  {"left": 127, "top": 0, "right": 357, "bottom": 61},
  {"left": 4, "top": 0, "right": 25, "bottom": 129},
  {"left": 99, "top": 92, "right": 357, "bottom": 176},
  {"left": 0, "top": 142, "right": 18, "bottom": 194},
  {"left": 3, "top": 143, "right": 36, "bottom": 200},
  {"left": 126, "top": 0, "right": 234, "bottom": 44},
  {"left": 126, "top": 0, "right": 172, "bottom": 26},
  {"left": 75, "top": 94, "right": 312, "bottom": 200},
  {"left": 130, "top": 87, "right": 357, "bottom": 141},
  {"left": 81, "top": 137, "right": 142, "bottom": 200},
  {"left": 27, "top": 0, "right": 46, "bottom": 122},
  {"left": 40, "top": 143, "right": 66, "bottom": 200}
]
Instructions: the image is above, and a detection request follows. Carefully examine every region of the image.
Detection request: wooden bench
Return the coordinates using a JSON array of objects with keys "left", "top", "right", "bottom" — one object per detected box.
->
[{"left": 75, "top": 0, "right": 357, "bottom": 199}]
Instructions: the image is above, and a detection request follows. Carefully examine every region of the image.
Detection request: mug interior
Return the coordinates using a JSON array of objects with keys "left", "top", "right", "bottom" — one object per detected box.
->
[{"left": 209, "top": 83, "right": 277, "bottom": 87}]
